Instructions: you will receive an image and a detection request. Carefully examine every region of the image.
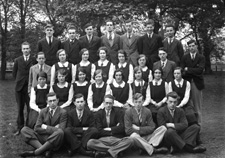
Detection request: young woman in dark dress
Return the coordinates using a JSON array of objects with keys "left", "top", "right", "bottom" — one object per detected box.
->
[
  {"left": 50, "top": 49, "right": 75, "bottom": 86},
  {"left": 94, "top": 47, "right": 115, "bottom": 84},
  {"left": 115, "top": 49, "right": 134, "bottom": 84},
  {"left": 50, "top": 69, "right": 73, "bottom": 111},
  {"left": 137, "top": 54, "right": 153, "bottom": 83},
  {"left": 28, "top": 72, "right": 50, "bottom": 128},
  {"left": 109, "top": 68, "right": 132, "bottom": 109},
  {"left": 74, "top": 48, "right": 95, "bottom": 83},
  {"left": 148, "top": 67, "right": 169, "bottom": 124}
]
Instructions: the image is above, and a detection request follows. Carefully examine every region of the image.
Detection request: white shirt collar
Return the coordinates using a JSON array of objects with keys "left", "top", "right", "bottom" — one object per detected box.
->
[
  {"left": 46, "top": 36, "right": 53, "bottom": 42},
  {"left": 141, "top": 66, "right": 148, "bottom": 71},
  {"left": 57, "top": 82, "right": 68, "bottom": 88},
  {"left": 127, "top": 32, "right": 133, "bottom": 38},
  {"left": 147, "top": 32, "right": 153, "bottom": 38},
  {"left": 37, "top": 84, "right": 48, "bottom": 89},
  {"left": 58, "top": 61, "right": 69, "bottom": 67},
  {"left": 96, "top": 82, "right": 104, "bottom": 88},
  {"left": 168, "top": 37, "right": 174, "bottom": 43},
  {"left": 152, "top": 79, "right": 162, "bottom": 85},
  {"left": 98, "top": 60, "right": 109, "bottom": 66},
  {"left": 75, "top": 81, "right": 88, "bottom": 86},
  {"left": 118, "top": 62, "right": 127, "bottom": 68},
  {"left": 190, "top": 52, "right": 197, "bottom": 58},
  {"left": 161, "top": 59, "right": 167, "bottom": 65},
  {"left": 134, "top": 80, "right": 145, "bottom": 86},
  {"left": 86, "top": 35, "right": 93, "bottom": 41},
  {"left": 49, "top": 106, "right": 58, "bottom": 115},
  {"left": 174, "top": 79, "right": 184, "bottom": 87},
  {"left": 76, "top": 109, "right": 84, "bottom": 116},
  {"left": 24, "top": 55, "right": 30, "bottom": 60},
  {"left": 80, "top": 61, "right": 90, "bottom": 66},
  {"left": 112, "top": 80, "right": 125, "bottom": 88},
  {"left": 107, "top": 32, "right": 115, "bottom": 39}
]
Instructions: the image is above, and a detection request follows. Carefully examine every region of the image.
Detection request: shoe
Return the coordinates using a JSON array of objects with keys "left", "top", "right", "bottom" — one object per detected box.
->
[
  {"left": 14, "top": 130, "right": 20, "bottom": 136},
  {"left": 79, "top": 147, "right": 95, "bottom": 157},
  {"left": 170, "top": 146, "right": 175, "bottom": 154},
  {"left": 19, "top": 151, "right": 35, "bottom": 157},
  {"left": 45, "top": 151, "right": 52, "bottom": 158},
  {"left": 95, "top": 151, "right": 110, "bottom": 158},
  {"left": 193, "top": 146, "right": 206, "bottom": 153},
  {"left": 68, "top": 149, "right": 74, "bottom": 157},
  {"left": 154, "top": 147, "right": 168, "bottom": 154}
]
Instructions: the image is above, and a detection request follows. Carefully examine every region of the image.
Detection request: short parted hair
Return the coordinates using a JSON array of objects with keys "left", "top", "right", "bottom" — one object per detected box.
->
[
  {"left": 158, "top": 47, "right": 167, "bottom": 53},
  {"left": 36, "top": 71, "right": 47, "bottom": 80},
  {"left": 76, "top": 67, "right": 87, "bottom": 81},
  {"left": 67, "top": 25, "right": 76, "bottom": 31},
  {"left": 137, "top": 54, "right": 147, "bottom": 65},
  {"left": 21, "top": 41, "right": 30, "bottom": 47},
  {"left": 174, "top": 67, "right": 183, "bottom": 74},
  {"left": 93, "top": 69, "right": 103, "bottom": 79},
  {"left": 36, "top": 52, "right": 45, "bottom": 58},
  {"left": 166, "top": 91, "right": 180, "bottom": 100},
  {"left": 144, "top": 19, "right": 155, "bottom": 26},
  {"left": 45, "top": 23, "right": 53, "bottom": 30},
  {"left": 134, "top": 66, "right": 143, "bottom": 74},
  {"left": 104, "top": 94, "right": 115, "bottom": 102},
  {"left": 79, "top": 48, "right": 89, "bottom": 57},
  {"left": 117, "top": 49, "right": 127, "bottom": 60},
  {"left": 105, "top": 19, "right": 114, "bottom": 25},
  {"left": 133, "top": 93, "right": 144, "bottom": 101},
  {"left": 84, "top": 23, "right": 93, "bottom": 29},
  {"left": 187, "top": 39, "right": 196, "bottom": 46},
  {"left": 97, "top": 46, "right": 108, "bottom": 56},
  {"left": 56, "top": 49, "right": 67, "bottom": 59},
  {"left": 152, "top": 67, "right": 163, "bottom": 76},
  {"left": 47, "top": 92, "right": 58, "bottom": 99},
  {"left": 165, "top": 24, "right": 175, "bottom": 30},
  {"left": 56, "top": 68, "right": 68, "bottom": 77},
  {"left": 73, "top": 93, "right": 85, "bottom": 102},
  {"left": 113, "top": 68, "right": 125, "bottom": 80}
]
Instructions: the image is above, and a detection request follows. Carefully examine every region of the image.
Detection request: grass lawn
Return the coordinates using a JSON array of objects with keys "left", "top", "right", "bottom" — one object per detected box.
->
[{"left": 0, "top": 72, "right": 225, "bottom": 158}]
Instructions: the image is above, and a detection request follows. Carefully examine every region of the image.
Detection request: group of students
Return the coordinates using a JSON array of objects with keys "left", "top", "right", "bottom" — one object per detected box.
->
[{"left": 12, "top": 18, "right": 207, "bottom": 158}]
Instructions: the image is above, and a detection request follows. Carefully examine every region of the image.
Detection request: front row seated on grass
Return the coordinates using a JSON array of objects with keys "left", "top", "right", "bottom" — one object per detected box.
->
[{"left": 20, "top": 92, "right": 206, "bottom": 158}]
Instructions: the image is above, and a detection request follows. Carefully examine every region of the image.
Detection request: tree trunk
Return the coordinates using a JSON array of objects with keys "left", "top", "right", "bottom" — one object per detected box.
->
[{"left": 1, "top": 33, "right": 7, "bottom": 80}]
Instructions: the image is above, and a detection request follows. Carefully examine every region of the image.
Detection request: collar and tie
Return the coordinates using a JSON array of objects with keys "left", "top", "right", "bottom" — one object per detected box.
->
[
  {"left": 78, "top": 111, "right": 82, "bottom": 122},
  {"left": 106, "top": 110, "right": 110, "bottom": 127},
  {"left": 161, "top": 62, "right": 165, "bottom": 68},
  {"left": 191, "top": 54, "right": 195, "bottom": 61},
  {"left": 170, "top": 109, "right": 175, "bottom": 118},
  {"left": 137, "top": 109, "right": 142, "bottom": 123},
  {"left": 40, "top": 65, "right": 43, "bottom": 72},
  {"left": 25, "top": 56, "right": 29, "bottom": 62},
  {"left": 109, "top": 32, "right": 112, "bottom": 40},
  {"left": 48, "top": 37, "right": 52, "bottom": 46},
  {"left": 49, "top": 109, "right": 54, "bottom": 118}
]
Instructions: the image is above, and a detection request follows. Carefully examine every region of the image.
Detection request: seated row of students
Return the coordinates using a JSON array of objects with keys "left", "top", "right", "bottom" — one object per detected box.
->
[{"left": 20, "top": 92, "right": 206, "bottom": 158}]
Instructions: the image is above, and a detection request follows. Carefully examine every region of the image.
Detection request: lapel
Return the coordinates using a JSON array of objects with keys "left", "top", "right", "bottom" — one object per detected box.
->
[
  {"left": 123, "top": 34, "right": 130, "bottom": 47},
  {"left": 130, "top": 34, "right": 136, "bottom": 46},
  {"left": 102, "top": 35, "right": 111, "bottom": 48},
  {"left": 143, "top": 34, "right": 152, "bottom": 48},
  {"left": 169, "top": 39, "right": 177, "bottom": 52},
  {"left": 80, "top": 109, "right": 88, "bottom": 124},
  {"left": 50, "top": 107, "right": 60, "bottom": 125},
  {"left": 163, "top": 60, "right": 171, "bottom": 78},
  {"left": 102, "top": 109, "right": 107, "bottom": 127},
  {"left": 132, "top": 108, "right": 141, "bottom": 126},
  {"left": 44, "top": 38, "right": 51, "bottom": 48},
  {"left": 109, "top": 108, "right": 115, "bottom": 127},
  {"left": 34, "top": 64, "right": 40, "bottom": 73},
  {"left": 165, "top": 107, "right": 174, "bottom": 122}
]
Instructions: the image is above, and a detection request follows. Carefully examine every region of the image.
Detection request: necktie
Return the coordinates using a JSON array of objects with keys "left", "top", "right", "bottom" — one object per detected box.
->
[
  {"left": 49, "top": 37, "right": 52, "bottom": 46},
  {"left": 169, "top": 38, "right": 172, "bottom": 44},
  {"left": 49, "top": 109, "right": 54, "bottom": 118},
  {"left": 138, "top": 110, "right": 142, "bottom": 123},
  {"left": 109, "top": 33, "right": 112, "bottom": 40},
  {"left": 170, "top": 110, "right": 174, "bottom": 118},
  {"left": 162, "top": 62, "right": 165, "bottom": 68},
  {"left": 106, "top": 110, "right": 110, "bottom": 127},
  {"left": 40, "top": 65, "right": 43, "bottom": 72},
  {"left": 78, "top": 112, "right": 82, "bottom": 122},
  {"left": 88, "top": 36, "right": 92, "bottom": 43},
  {"left": 155, "top": 81, "right": 158, "bottom": 86},
  {"left": 128, "top": 34, "right": 131, "bottom": 39}
]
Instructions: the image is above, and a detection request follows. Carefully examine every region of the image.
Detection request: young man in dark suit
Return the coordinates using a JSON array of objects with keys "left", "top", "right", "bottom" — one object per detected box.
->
[
  {"left": 101, "top": 20, "right": 120, "bottom": 65},
  {"left": 87, "top": 94, "right": 134, "bottom": 158},
  {"left": 28, "top": 52, "right": 51, "bottom": 95},
  {"left": 79, "top": 23, "right": 101, "bottom": 63},
  {"left": 163, "top": 25, "right": 184, "bottom": 66},
  {"left": 157, "top": 91, "right": 206, "bottom": 154},
  {"left": 137, "top": 19, "right": 163, "bottom": 70},
  {"left": 20, "top": 92, "right": 67, "bottom": 158},
  {"left": 64, "top": 93, "right": 98, "bottom": 157},
  {"left": 120, "top": 19, "right": 139, "bottom": 66},
  {"left": 37, "top": 23, "right": 61, "bottom": 66},
  {"left": 153, "top": 47, "right": 176, "bottom": 83},
  {"left": 181, "top": 40, "right": 205, "bottom": 125},
  {"left": 13, "top": 41, "right": 36, "bottom": 135},
  {"left": 62, "top": 25, "right": 81, "bottom": 65}
]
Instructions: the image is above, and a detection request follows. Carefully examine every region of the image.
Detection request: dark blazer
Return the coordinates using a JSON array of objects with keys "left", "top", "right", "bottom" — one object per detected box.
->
[
  {"left": 79, "top": 35, "right": 101, "bottom": 63},
  {"left": 28, "top": 63, "right": 51, "bottom": 94},
  {"left": 13, "top": 56, "right": 36, "bottom": 91},
  {"left": 137, "top": 33, "right": 163, "bottom": 69},
  {"left": 181, "top": 53, "right": 205, "bottom": 90},
  {"left": 120, "top": 33, "right": 139, "bottom": 66},
  {"left": 62, "top": 39, "right": 81, "bottom": 65},
  {"left": 153, "top": 59, "right": 176, "bottom": 83},
  {"left": 124, "top": 107, "right": 155, "bottom": 136},
  {"left": 157, "top": 106, "right": 188, "bottom": 133},
  {"left": 34, "top": 106, "right": 67, "bottom": 135},
  {"left": 96, "top": 107, "right": 125, "bottom": 138},
  {"left": 67, "top": 108, "right": 95, "bottom": 134},
  {"left": 163, "top": 38, "right": 184, "bottom": 65},
  {"left": 37, "top": 37, "right": 61, "bottom": 66},
  {"left": 101, "top": 33, "right": 120, "bottom": 64}
]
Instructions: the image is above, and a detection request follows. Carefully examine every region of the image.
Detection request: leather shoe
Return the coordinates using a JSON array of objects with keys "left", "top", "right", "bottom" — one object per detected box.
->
[
  {"left": 45, "top": 151, "right": 52, "bottom": 158},
  {"left": 19, "top": 151, "right": 35, "bottom": 157},
  {"left": 79, "top": 147, "right": 95, "bottom": 157},
  {"left": 193, "top": 146, "right": 206, "bottom": 153},
  {"left": 14, "top": 130, "right": 20, "bottom": 136},
  {"left": 154, "top": 147, "right": 168, "bottom": 154},
  {"left": 95, "top": 151, "right": 110, "bottom": 158}
]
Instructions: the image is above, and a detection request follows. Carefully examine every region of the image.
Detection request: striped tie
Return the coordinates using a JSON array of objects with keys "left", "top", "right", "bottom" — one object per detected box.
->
[{"left": 138, "top": 110, "right": 142, "bottom": 123}]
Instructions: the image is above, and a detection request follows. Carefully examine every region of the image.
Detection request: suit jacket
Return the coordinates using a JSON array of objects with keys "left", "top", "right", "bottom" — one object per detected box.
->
[
  {"left": 153, "top": 60, "right": 176, "bottom": 83},
  {"left": 34, "top": 106, "right": 67, "bottom": 135},
  {"left": 137, "top": 33, "right": 163, "bottom": 66},
  {"left": 79, "top": 35, "right": 101, "bottom": 63},
  {"left": 157, "top": 106, "right": 188, "bottom": 133},
  {"left": 163, "top": 38, "right": 184, "bottom": 65},
  {"left": 67, "top": 108, "right": 95, "bottom": 134},
  {"left": 37, "top": 37, "right": 61, "bottom": 66},
  {"left": 124, "top": 107, "right": 155, "bottom": 136},
  {"left": 62, "top": 39, "right": 81, "bottom": 65},
  {"left": 120, "top": 33, "right": 139, "bottom": 66},
  {"left": 101, "top": 33, "right": 120, "bottom": 64},
  {"left": 28, "top": 63, "right": 51, "bottom": 94},
  {"left": 181, "top": 53, "right": 205, "bottom": 90},
  {"left": 96, "top": 107, "right": 125, "bottom": 138},
  {"left": 13, "top": 56, "right": 36, "bottom": 91}
]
